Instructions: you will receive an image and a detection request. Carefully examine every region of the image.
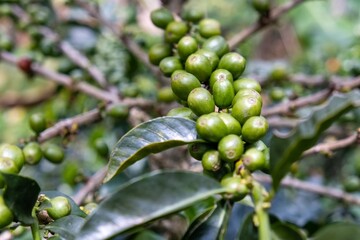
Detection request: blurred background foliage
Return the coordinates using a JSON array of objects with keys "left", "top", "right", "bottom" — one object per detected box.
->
[{"left": 0, "top": 0, "right": 360, "bottom": 237}]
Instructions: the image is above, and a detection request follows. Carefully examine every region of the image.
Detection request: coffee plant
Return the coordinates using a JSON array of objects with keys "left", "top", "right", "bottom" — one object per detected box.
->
[{"left": 0, "top": 0, "right": 360, "bottom": 239}]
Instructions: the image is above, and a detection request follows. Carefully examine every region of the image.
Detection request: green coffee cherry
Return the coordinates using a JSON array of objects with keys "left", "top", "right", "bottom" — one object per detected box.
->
[
  {"left": 212, "top": 79, "right": 235, "bottom": 109},
  {"left": 343, "top": 176, "right": 360, "bottom": 192},
  {"left": 218, "top": 134, "right": 244, "bottom": 162},
  {"left": 159, "top": 56, "right": 183, "bottom": 77},
  {"left": 47, "top": 196, "right": 72, "bottom": 220},
  {"left": 242, "top": 148, "right": 266, "bottom": 172},
  {"left": 218, "top": 52, "right": 246, "bottom": 79},
  {"left": 231, "top": 96, "right": 262, "bottom": 124},
  {"left": 196, "top": 49, "right": 219, "bottom": 70},
  {"left": 148, "top": 43, "right": 172, "bottom": 65},
  {"left": 241, "top": 116, "right": 268, "bottom": 143},
  {"left": 188, "top": 142, "right": 214, "bottom": 160},
  {"left": 0, "top": 157, "right": 20, "bottom": 188},
  {"left": 43, "top": 144, "right": 65, "bottom": 164},
  {"left": 157, "top": 87, "right": 177, "bottom": 103},
  {"left": 167, "top": 107, "right": 194, "bottom": 119},
  {"left": 181, "top": 8, "right": 204, "bottom": 23},
  {"left": 218, "top": 113, "right": 242, "bottom": 135},
  {"left": 171, "top": 70, "right": 201, "bottom": 101},
  {"left": 177, "top": 36, "right": 198, "bottom": 61},
  {"left": 94, "top": 138, "right": 109, "bottom": 158},
  {"left": 232, "top": 88, "right": 262, "bottom": 106},
  {"left": 196, "top": 114, "right": 228, "bottom": 142},
  {"left": 199, "top": 18, "right": 221, "bottom": 38},
  {"left": 209, "top": 69, "right": 233, "bottom": 89},
  {"left": 233, "top": 77, "right": 261, "bottom": 93},
  {"left": 165, "top": 21, "right": 189, "bottom": 43},
  {"left": 187, "top": 88, "right": 215, "bottom": 116},
  {"left": 23, "top": 142, "right": 42, "bottom": 165},
  {"left": 185, "top": 53, "right": 212, "bottom": 83},
  {"left": 202, "top": 36, "right": 229, "bottom": 58},
  {"left": 150, "top": 8, "right": 174, "bottom": 29},
  {"left": 251, "top": 0, "right": 270, "bottom": 14},
  {"left": 106, "top": 104, "right": 129, "bottom": 120},
  {"left": 202, "top": 150, "right": 221, "bottom": 171},
  {"left": 29, "top": 113, "right": 47, "bottom": 134},
  {"left": 0, "top": 196, "right": 13, "bottom": 228},
  {"left": 220, "top": 176, "right": 249, "bottom": 200},
  {"left": 269, "top": 87, "right": 285, "bottom": 101},
  {"left": 82, "top": 202, "right": 98, "bottom": 215},
  {"left": 0, "top": 144, "right": 25, "bottom": 171}
]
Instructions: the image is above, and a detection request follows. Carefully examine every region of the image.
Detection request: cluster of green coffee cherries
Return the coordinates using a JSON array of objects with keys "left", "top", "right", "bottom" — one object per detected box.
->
[
  {"left": 149, "top": 8, "right": 269, "bottom": 200},
  {"left": 0, "top": 113, "right": 69, "bottom": 229}
]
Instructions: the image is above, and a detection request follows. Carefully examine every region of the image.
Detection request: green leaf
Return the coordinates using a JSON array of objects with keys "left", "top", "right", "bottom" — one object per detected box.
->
[
  {"left": 45, "top": 215, "right": 85, "bottom": 240},
  {"left": 42, "top": 191, "right": 87, "bottom": 218},
  {"left": 76, "top": 171, "right": 224, "bottom": 240},
  {"left": 183, "top": 201, "right": 232, "bottom": 240},
  {"left": 2, "top": 173, "right": 40, "bottom": 225},
  {"left": 105, "top": 117, "right": 200, "bottom": 182},
  {"left": 312, "top": 222, "right": 360, "bottom": 240},
  {"left": 237, "top": 212, "right": 257, "bottom": 240},
  {"left": 133, "top": 230, "right": 166, "bottom": 240},
  {"left": 270, "top": 90, "right": 360, "bottom": 189},
  {"left": 271, "top": 222, "right": 306, "bottom": 240},
  {"left": 182, "top": 197, "right": 217, "bottom": 225}
]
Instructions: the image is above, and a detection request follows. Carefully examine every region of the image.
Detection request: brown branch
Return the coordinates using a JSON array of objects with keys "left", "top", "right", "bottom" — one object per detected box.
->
[
  {"left": 253, "top": 174, "right": 360, "bottom": 205},
  {"left": 1, "top": 51, "right": 117, "bottom": 102},
  {"left": 12, "top": 5, "right": 110, "bottom": 90},
  {"left": 0, "top": 84, "right": 57, "bottom": 108},
  {"left": 263, "top": 88, "right": 332, "bottom": 116},
  {"left": 37, "top": 108, "right": 102, "bottom": 143},
  {"left": 302, "top": 131, "right": 359, "bottom": 157},
  {"left": 72, "top": 167, "right": 107, "bottom": 205},
  {"left": 228, "top": 0, "right": 307, "bottom": 49}
]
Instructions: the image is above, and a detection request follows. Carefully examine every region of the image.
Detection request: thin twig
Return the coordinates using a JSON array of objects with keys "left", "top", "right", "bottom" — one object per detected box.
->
[
  {"left": 72, "top": 167, "right": 107, "bottom": 205},
  {"left": 253, "top": 174, "right": 360, "bottom": 205},
  {"left": 302, "top": 132, "right": 359, "bottom": 157},
  {"left": 228, "top": 0, "right": 307, "bottom": 49},
  {"left": 37, "top": 108, "right": 102, "bottom": 143},
  {"left": 263, "top": 89, "right": 332, "bottom": 116}
]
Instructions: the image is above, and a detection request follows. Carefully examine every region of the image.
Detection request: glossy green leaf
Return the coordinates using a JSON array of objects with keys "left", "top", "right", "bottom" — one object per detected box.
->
[
  {"left": 182, "top": 197, "right": 217, "bottom": 225},
  {"left": 76, "top": 171, "right": 224, "bottom": 240},
  {"left": 45, "top": 215, "right": 85, "bottom": 240},
  {"left": 2, "top": 173, "right": 40, "bottom": 225},
  {"left": 133, "top": 230, "right": 166, "bottom": 240},
  {"left": 312, "top": 222, "right": 360, "bottom": 240},
  {"left": 105, "top": 117, "right": 200, "bottom": 182},
  {"left": 271, "top": 222, "right": 306, "bottom": 240},
  {"left": 42, "top": 191, "right": 86, "bottom": 218},
  {"left": 237, "top": 212, "right": 257, "bottom": 240},
  {"left": 270, "top": 90, "right": 360, "bottom": 189},
  {"left": 183, "top": 201, "right": 232, "bottom": 240}
]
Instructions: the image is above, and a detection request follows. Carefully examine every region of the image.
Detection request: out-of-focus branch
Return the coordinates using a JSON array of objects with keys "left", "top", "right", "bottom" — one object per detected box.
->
[
  {"left": 12, "top": 5, "right": 110, "bottom": 90},
  {"left": 302, "top": 131, "right": 360, "bottom": 157},
  {"left": 37, "top": 108, "right": 101, "bottom": 143},
  {"left": 228, "top": 0, "right": 307, "bottom": 49},
  {"left": 263, "top": 76, "right": 360, "bottom": 116},
  {"left": 263, "top": 89, "right": 332, "bottom": 116},
  {"left": 253, "top": 174, "right": 360, "bottom": 205},
  {"left": 75, "top": 0, "right": 168, "bottom": 85},
  {"left": 0, "top": 85, "right": 57, "bottom": 108},
  {"left": 0, "top": 51, "right": 155, "bottom": 107}
]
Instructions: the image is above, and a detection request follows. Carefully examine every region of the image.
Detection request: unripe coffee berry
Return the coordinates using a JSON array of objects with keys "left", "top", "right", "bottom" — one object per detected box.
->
[
  {"left": 218, "top": 52, "right": 246, "bottom": 79},
  {"left": 241, "top": 116, "right": 268, "bottom": 143},
  {"left": 218, "top": 134, "right": 244, "bottom": 162},
  {"left": 202, "top": 150, "right": 221, "bottom": 171},
  {"left": 171, "top": 70, "right": 201, "bottom": 101},
  {"left": 187, "top": 88, "right": 215, "bottom": 116},
  {"left": 196, "top": 114, "right": 228, "bottom": 142},
  {"left": 185, "top": 53, "right": 212, "bottom": 83}
]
